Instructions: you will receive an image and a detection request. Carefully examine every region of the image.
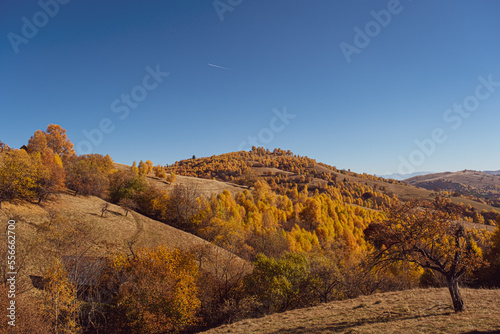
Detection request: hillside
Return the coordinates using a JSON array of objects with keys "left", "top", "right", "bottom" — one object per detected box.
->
[
  {"left": 1, "top": 131, "right": 499, "bottom": 333},
  {"left": 407, "top": 170, "right": 500, "bottom": 203},
  {"left": 164, "top": 149, "right": 500, "bottom": 215},
  {"left": 114, "top": 162, "right": 247, "bottom": 196},
  {"left": 203, "top": 288, "right": 500, "bottom": 334},
  {"left": 0, "top": 192, "right": 248, "bottom": 278}
]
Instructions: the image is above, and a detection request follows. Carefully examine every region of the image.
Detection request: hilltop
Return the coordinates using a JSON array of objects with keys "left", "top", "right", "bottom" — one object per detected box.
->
[
  {"left": 164, "top": 148, "right": 500, "bottom": 218},
  {"left": 203, "top": 288, "right": 500, "bottom": 334}
]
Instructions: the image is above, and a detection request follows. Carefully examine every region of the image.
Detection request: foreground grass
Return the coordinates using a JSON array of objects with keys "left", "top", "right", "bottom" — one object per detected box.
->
[{"left": 203, "top": 288, "right": 500, "bottom": 334}]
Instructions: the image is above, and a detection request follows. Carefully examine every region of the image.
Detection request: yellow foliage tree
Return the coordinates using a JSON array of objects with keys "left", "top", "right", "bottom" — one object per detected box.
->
[
  {"left": 111, "top": 246, "right": 200, "bottom": 333},
  {"left": 45, "top": 124, "right": 76, "bottom": 158},
  {"left": 0, "top": 149, "right": 38, "bottom": 206},
  {"left": 41, "top": 259, "right": 80, "bottom": 333}
]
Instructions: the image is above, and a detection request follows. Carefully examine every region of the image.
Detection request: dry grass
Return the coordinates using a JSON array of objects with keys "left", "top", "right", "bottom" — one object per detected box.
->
[
  {"left": 114, "top": 162, "right": 247, "bottom": 197},
  {"left": 0, "top": 192, "right": 247, "bottom": 278},
  {"left": 203, "top": 288, "right": 500, "bottom": 334}
]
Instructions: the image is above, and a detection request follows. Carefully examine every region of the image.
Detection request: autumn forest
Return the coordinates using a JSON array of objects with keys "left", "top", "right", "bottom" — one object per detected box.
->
[{"left": 0, "top": 125, "right": 499, "bottom": 333}]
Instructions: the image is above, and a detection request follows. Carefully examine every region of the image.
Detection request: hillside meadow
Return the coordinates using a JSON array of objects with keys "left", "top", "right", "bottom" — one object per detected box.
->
[{"left": 204, "top": 288, "right": 500, "bottom": 334}]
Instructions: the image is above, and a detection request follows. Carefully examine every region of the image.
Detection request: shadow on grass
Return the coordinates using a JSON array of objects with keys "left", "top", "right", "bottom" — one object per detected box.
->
[{"left": 89, "top": 209, "right": 124, "bottom": 217}]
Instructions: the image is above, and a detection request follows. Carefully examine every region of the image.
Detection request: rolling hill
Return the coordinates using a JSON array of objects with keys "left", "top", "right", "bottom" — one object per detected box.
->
[
  {"left": 406, "top": 170, "right": 500, "bottom": 203},
  {"left": 164, "top": 150, "right": 500, "bottom": 214},
  {"left": 0, "top": 191, "right": 248, "bottom": 280}
]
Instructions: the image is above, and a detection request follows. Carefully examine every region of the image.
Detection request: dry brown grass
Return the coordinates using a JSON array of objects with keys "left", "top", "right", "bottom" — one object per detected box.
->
[
  {"left": 0, "top": 192, "right": 247, "bottom": 278},
  {"left": 203, "top": 288, "right": 500, "bottom": 334},
  {"left": 114, "top": 162, "right": 247, "bottom": 197}
]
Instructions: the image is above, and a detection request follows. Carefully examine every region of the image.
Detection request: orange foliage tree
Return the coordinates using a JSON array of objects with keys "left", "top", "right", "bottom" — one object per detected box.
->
[
  {"left": 110, "top": 246, "right": 200, "bottom": 333},
  {"left": 364, "top": 201, "right": 486, "bottom": 312}
]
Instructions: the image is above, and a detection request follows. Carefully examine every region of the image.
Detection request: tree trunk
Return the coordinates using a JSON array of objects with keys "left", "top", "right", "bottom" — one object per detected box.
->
[{"left": 447, "top": 276, "right": 465, "bottom": 312}]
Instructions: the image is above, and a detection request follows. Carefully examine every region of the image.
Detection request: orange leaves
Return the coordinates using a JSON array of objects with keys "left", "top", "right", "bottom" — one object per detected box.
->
[
  {"left": 45, "top": 124, "right": 75, "bottom": 158},
  {"left": 365, "top": 201, "right": 486, "bottom": 283},
  {"left": 111, "top": 246, "right": 200, "bottom": 332}
]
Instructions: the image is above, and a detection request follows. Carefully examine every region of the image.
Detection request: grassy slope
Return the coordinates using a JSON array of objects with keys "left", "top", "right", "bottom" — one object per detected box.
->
[
  {"left": 115, "top": 162, "right": 247, "bottom": 196},
  {"left": 0, "top": 192, "right": 247, "bottom": 277},
  {"left": 203, "top": 288, "right": 500, "bottom": 334}
]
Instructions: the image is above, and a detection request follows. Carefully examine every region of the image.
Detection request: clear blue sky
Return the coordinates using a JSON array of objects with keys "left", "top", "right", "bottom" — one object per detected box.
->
[{"left": 2, "top": 0, "right": 500, "bottom": 175}]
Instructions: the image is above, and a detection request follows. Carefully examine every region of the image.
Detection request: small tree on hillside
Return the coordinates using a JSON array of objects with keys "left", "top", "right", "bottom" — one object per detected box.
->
[
  {"left": 154, "top": 164, "right": 166, "bottom": 179},
  {"left": 118, "top": 197, "right": 137, "bottom": 217},
  {"left": 364, "top": 201, "right": 485, "bottom": 312}
]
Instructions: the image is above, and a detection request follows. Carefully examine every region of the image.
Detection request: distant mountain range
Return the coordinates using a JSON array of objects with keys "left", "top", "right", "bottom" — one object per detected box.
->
[
  {"left": 405, "top": 170, "right": 500, "bottom": 202},
  {"left": 483, "top": 170, "right": 500, "bottom": 176},
  {"left": 379, "top": 170, "right": 500, "bottom": 181},
  {"left": 377, "top": 171, "right": 433, "bottom": 181}
]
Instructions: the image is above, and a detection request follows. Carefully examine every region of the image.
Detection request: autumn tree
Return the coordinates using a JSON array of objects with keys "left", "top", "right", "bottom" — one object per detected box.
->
[
  {"left": 45, "top": 124, "right": 76, "bottom": 158},
  {"left": 119, "top": 197, "right": 137, "bottom": 216},
  {"left": 167, "top": 171, "right": 176, "bottom": 183},
  {"left": 364, "top": 201, "right": 485, "bottom": 312},
  {"left": 145, "top": 160, "right": 154, "bottom": 173},
  {"left": 245, "top": 253, "right": 312, "bottom": 314},
  {"left": 110, "top": 246, "right": 200, "bottom": 333},
  {"left": 65, "top": 155, "right": 110, "bottom": 197},
  {"left": 27, "top": 129, "right": 48, "bottom": 154},
  {"left": 138, "top": 160, "right": 148, "bottom": 176},
  {"left": 0, "top": 149, "right": 38, "bottom": 207},
  {"left": 306, "top": 252, "right": 344, "bottom": 303},
  {"left": 480, "top": 224, "right": 500, "bottom": 287},
  {"left": 41, "top": 259, "right": 80, "bottom": 333},
  {"left": 190, "top": 244, "right": 253, "bottom": 328},
  {"left": 131, "top": 161, "right": 139, "bottom": 174},
  {"left": 154, "top": 164, "right": 166, "bottom": 179},
  {"left": 108, "top": 170, "right": 147, "bottom": 204},
  {"left": 167, "top": 183, "right": 200, "bottom": 231}
]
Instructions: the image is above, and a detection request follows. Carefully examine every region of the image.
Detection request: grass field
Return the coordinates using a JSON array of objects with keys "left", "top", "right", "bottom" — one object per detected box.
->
[{"left": 203, "top": 288, "right": 500, "bottom": 334}]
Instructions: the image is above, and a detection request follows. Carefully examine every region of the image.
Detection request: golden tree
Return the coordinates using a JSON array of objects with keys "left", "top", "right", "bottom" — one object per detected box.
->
[
  {"left": 111, "top": 246, "right": 200, "bottom": 333},
  {"left": 364, "top": 201, "right": 485, "bottom": 312},
  {"left": 41, "top": 259, "right": 80, "bottom": 333},
  {"left": 145, "top": 160, "right": 154, "bottom": 173},
  {"left": 45, "top": 124, "right": 76, "bottom": 158},
  {"left": 27, "top": 129, "right": 48, "bottom": 154},
  {"left": 154, "top": 164, "right": 166, "bottom": 179},
  {"left": 0, "top": 149, "right": 38, "bottom": 206}
]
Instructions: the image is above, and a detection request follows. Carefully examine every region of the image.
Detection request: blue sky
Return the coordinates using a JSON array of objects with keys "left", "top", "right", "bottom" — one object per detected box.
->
[{"left": 1, "top": 0, "right": 500, "bottom": 175}]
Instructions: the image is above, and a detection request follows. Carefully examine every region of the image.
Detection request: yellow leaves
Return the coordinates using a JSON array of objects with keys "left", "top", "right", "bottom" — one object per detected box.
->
[
  {"left": 167, "top": 171, "right": 176, "bottom": 183},
  {"left": 41, "top": 258, "right": 80, "bottom": 334},
  {"left": 0, "top": 149, "right": 38, "bottom": 201},
  {"left": 113, "top": 246, "right": 201, "bottom": 332},
  {"left": 54, "top": 153, "right": 63, "bottom": 168},
  {"left": 287, "top": 224, "right": 319, "bottom": 253}
]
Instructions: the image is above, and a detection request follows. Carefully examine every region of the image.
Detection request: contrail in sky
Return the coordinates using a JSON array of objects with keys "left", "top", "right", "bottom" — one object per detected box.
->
[{"left": 208, "top": 63, "right": 232, "bottom": 70}]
